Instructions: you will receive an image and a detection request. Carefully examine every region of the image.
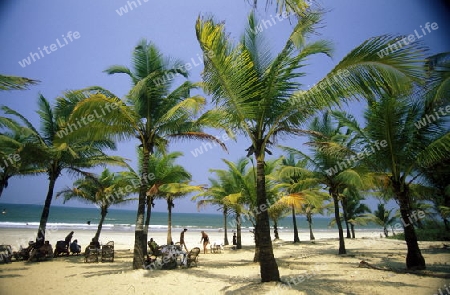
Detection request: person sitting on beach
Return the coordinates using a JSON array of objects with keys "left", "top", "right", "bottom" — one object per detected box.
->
[
  {"left": 149, "top": 238, "right": 162, "bottom": 255},
  {"left": 180, "top": 228, "right": 188, "bottom": 252},
  {"left": 70, "top": 239, "right": 81, "bottom": 255},
  {"left": 200, "top": 231, "right": 209, "bottom": 254}
]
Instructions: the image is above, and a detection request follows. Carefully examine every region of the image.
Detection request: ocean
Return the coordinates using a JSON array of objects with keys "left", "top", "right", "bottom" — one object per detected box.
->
[{"left": 0, "top": 203, "right": 382, "bottom": 234}]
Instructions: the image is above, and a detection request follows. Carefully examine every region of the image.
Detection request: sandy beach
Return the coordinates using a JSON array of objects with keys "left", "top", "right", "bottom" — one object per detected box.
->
[{"left": 0, "top": 228, "right": 449, "bottom": 295}]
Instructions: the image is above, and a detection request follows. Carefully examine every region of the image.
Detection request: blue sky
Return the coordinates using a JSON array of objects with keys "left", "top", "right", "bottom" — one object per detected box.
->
[{"left": 0, "top": 0, "right": 449, "bottom": 214}]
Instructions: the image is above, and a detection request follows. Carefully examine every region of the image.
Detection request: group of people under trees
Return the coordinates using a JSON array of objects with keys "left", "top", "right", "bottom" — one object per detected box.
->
[
  {"left": 24, "top": 231, "right": 83, "bottom": 262},
  {"left": 149, "top": 229, "right": 238, "bottom": 256}
]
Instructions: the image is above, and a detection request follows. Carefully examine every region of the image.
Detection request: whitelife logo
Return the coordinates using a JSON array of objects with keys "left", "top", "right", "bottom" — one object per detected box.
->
[{"left": 18, "top": 31, "right": 81, "bottom": 68}]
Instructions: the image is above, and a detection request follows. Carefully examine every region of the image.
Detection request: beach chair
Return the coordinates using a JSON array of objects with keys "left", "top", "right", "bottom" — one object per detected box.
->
[
  {"left": 13, "top": 241, "right": 34, "bottom": 261},
  {"left": 84, "top": 245, "right": 100, "bottom": 263},
  {"left": 101, "top": 241, "right": 114, "bottom": 262},
  {"left": 160, "top": 245, "right": 179, "bottom": 270},
  {"left": 186, "top": 247, "right": 200, "bottom": 267},
  {"left": 53, "top": 240, "right": 70, "bottom": 257},
  {"left": 0, "top": 245, "right": 13, "bottom": 264}
]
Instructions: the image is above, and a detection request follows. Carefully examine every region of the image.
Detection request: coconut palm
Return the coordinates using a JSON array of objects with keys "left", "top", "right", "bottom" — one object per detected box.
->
[
  {"left": 57, "top": 168, "right": 135, "bottom": 242},
  {"left": 196, "top": 5, "right": 424, "bottom": 280},
  {"left": 334, "top": 54, "right": 450, "bottom": 269},
  {"left": 340, "top": 188, "right": 371, "bottom": 239},
  {"left": 367, "top": 203, "right": 396, "bottom": 237},
  {"left": 1, "top": 93, "right": 126, "bottom": 242},
  {"left": 0, "top": 74, "right": 39, "bottom": 91},
  {"left": 268, "top": 201, "right": 289, "bottom": 240},
  {"left": 274, "top": 153, "right": 328, "bottom": 243},
  {"left": 0, "top": 117, "right": 48, "bottom": 198},
  {"left": 193, "top": 178, "right": 232, "bottom": 245},
  {"left": 65, "top": 40, "right": 226, "bottom": 269}
]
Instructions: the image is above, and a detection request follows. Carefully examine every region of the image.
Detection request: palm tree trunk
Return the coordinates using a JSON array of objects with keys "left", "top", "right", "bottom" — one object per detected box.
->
[
  {"left": 223, "top": 207, "right": 229, "bottom": 245},
  {"left": 37, "top": 172, "right": 58, "bottom": 241},
  {"left": 307, "top": 213, "right": 315, "bottom": 241},
  {"left": 0, "top": 175, "right": 8, "bottom": 198},
  {"left": 383, "top": 226, "right": 388, "bottom": 237},
  {"left": 273, "top": 220, "right": 280, "bottom": 240},
  {"left": 167, "top": 198, "right": 173, "bottom": 245},
  {"left": 395, "top": 184, "right": 426, "bottom": 270},
  {"left": 94, "top": 206, "right": 107, "bottom": 242},
  {"left": 143, "top": 196, "right": 153, "bottom": 255},
  {"left": 254, "top": 151, "right": 280, "bottom": 282},
  {"left": 350, "top": 223, "right": 355, "bottom": 239},
  {"left": 236, "top": 213, "right": 242, "bottom": 249},
  {"left": 341, "top": 199, "right": 351, "bottom": 238},
  {"left": 292, "top": 205, "right": 300, "bottom": 243},
  {"left": 132, "top": 147, "right": 149, "bottom": 269},
  {"left": 331, "top": 190, "right": 346, "bottom": 254}
]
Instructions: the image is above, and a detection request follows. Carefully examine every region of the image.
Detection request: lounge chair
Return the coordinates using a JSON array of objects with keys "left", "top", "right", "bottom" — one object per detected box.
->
[
  {"left": 53, "top": 240, "right": 70, "bottom": 257},
  {"left": 160, "top": 245, "right": 180, "bottom": 270},
  {"left": 84, "top": 245, "right": 100, "bottom": 263},
  {"left": 0, "top": 245, "right": 12, "bottom": 264},
  {"left": 186, "top": 247, "right": 200, "bottom": 267},
  {"left": 101, "top": 241, "right": 114, "bottom": 262},
  {"left": 13, "top": 241, "right": 34, "bottom": 261}
]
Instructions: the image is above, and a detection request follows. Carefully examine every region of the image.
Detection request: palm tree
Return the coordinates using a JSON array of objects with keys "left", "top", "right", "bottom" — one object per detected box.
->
[
  {"left": 193, "top": 178, "right": 232, "bottom": 245},
  {"left": 196, "top": 6, "right": 424, "bottom": 280},
  {"left": 279, "top": 110, "right": 368, "bottom": 254},
  {"left": 0, "top": 74, "right": 39, "bottom": 91},
  {"left": 0, "top": 117, "right": 48, "bottom": 197},
  {"left": 368, "top": 203, "right": 396, "bottom": 237},
  {"left": 1, "top": 93, "right": 126, "bottom": 242},
  {"left": 67, "top": 40, "right": 226, "bottom": 269},
  {"left": 268, "top": 202, "right": 289, "bottom": 240},
  {"left": 335, "top": 54, "right": 450, "bottom": 269},
  {"left": 341, "top": 188, "right": 371, "bottom": 239},
  {"left": 57, "top": 168, "right": 135, "bottom": 242},
  {"left": 274, "top": 153, "right": 328, "bottom": 243}
]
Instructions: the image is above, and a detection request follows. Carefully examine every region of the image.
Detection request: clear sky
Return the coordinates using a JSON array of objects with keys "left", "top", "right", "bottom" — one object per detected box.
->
[{"left": 0, "top": 0, "right": 449, "bottom": 214}]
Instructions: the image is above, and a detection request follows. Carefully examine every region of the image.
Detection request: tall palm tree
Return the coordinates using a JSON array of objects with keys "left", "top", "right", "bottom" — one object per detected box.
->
[
  {"left": 335, "top": 53, "right": 450, "bottom": 269},
  {"left": 193, "top": 178, "right": 232, "bottom": 245},
  {"left": 274, "top": 153, "right": 327, "bottom": 243},
  {"left": 280, "top": 110, "right": 368, "bottom": 254},
  {"left": 66, "top": 40, "right": 226, "bottom": 269},
  {"left": 57, "top": 168, "right": 135, "bottom": 242},
  {"left": 1, "top": 93, "right": 126, "bottom": 242},
  {"left": 0, "top": 74, "right": 39, "bottom": 91},
  {"left": 196, "top": 6, "right": 424, "bottom": 280}
]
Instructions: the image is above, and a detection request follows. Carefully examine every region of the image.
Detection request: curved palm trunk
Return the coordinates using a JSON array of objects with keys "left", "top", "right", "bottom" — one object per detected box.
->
[
  {"left": 350, "top": 223, "right": 355, "bottom": 239},
  {"left": 167, "top": 198, "right": 173, "bottom": 245},
  {"left": 307, "top": 212, "right": 315, "bottom": 241},
  {"left": 143, "top": 196, "right": 153, "bottom": 255},
  {"left": 394, "top": 183, "right": 426, "bottom": 270},
  {"left": 132, "top": 148, "right": 150, "bottom": 269},
  {"left": 37, "top": 172, "right": 59, "bottom": 241},
  {"left": 254, "top": 151, "right": 280, "bottom": 282},
  {"left": 94, "top": 206, "right": 107, "bottom": 242},
  {"left": 383, "top": 226, "right": 389, "bottom": 237},
  {"left": 223, "top": 207, "right": 229, "bottom": 245},
  {"left": 341, "top": 198, "right": 351, "bottom": 238},
  {"left": 331, "top": 190, "right": 346, "bottom": 254},
  {"left": 273, "top": 220, "right": 280, "bottom": 240},
  {"left": 292, "top": 205, "right": 300, "bottom": 243},
  {"left": 236, "top": 213, "right": 242, "bottom": 249}
]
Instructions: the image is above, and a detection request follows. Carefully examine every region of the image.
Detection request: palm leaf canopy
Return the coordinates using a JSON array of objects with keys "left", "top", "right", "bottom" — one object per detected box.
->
[
  {"left": 0, "top": 74, "right": 39, "bottom": 91},
  {"left": 196, "top": 10, "right": 425, "bottom": 154}
]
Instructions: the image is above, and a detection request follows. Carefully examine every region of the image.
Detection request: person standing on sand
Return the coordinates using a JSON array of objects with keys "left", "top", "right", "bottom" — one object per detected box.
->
[
  {"left": 180, "top": 228, "right": 188, "bottom": 251},
  {"left": 200, "top": 231, "right": 209, "bottom": 254}
]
